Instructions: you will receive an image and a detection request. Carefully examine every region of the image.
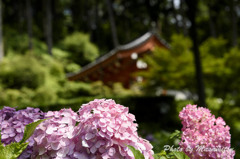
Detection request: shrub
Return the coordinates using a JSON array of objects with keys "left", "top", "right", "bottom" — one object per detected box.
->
[
  {"left": 58, "top": 81, "right": 92, "bottom": 99},
  {"left": 60, "top": 32, "right": 99, "bottom": 66},
  {"left": 0, "top": 54, "right": 65, "bottom": 107},
  {"left": 0, "top": 55, "right": 45, "bottom": 89}
]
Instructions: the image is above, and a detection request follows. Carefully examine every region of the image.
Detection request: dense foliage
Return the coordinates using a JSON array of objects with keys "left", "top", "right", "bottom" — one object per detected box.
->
[
  {"left": 138, "top": 35, "right": 195, "bottom": 94},
  {"left": 139, "top": 35, "right": 240, "bottom": 103}
]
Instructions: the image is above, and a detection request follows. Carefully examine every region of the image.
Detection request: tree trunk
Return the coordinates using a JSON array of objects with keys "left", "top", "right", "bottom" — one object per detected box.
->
[
  {"left": 209, "top": 13, "right": 217, "bottom": 38},
  {"left": 185, "top": 0, "right": 206, "bottom": 107},
  {"left": 26, "top": 0, "right": 33, "bottom": 51},
  {"left": 105, "top": 0, "right": 119, "bottom": 48},
  {"left": 180, "top": 0, "right": 188, "bottom": 36},
  {"left": 172, "top": 0, "right": 180, "bottom": 33},
  {"left": 0, "top": 0, "right": 3, "bottom": 62},
  {"left": 45, "top": 0, "right": 52, "bottom": 55},
  {"left": 230, "top": 0, "right": 237, "bottom": 46},
  {"left": 207, "top": 2, "right": 217, "bottom": 38}
]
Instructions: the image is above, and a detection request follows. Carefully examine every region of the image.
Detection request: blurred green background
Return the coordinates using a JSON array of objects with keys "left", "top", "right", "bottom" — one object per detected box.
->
[{"left": 0, "top": 0, "right": 239, "bottom": 157}]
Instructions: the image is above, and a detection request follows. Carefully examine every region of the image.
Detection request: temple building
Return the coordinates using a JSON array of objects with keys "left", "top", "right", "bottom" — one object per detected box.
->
[{"left": 67, "top": 31, "right": 169, "bottom": 88}]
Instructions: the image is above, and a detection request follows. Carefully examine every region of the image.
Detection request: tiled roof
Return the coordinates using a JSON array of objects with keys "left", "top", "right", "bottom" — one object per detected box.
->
[{"left": 67, "top": 31, "right": 169, "bottom": 79}]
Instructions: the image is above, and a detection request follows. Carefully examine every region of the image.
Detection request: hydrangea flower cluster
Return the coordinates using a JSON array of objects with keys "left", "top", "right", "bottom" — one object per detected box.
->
[
  {"left": 179, "top": 104, "right": 235, "bottom": 158},
  {"left": 31, "top": 108, "right": 79, "bottom": 159},
  {"left": 0, "top": 106, "right": 45, "bottom": 159},
  {"left": 74, "top": 99, "right": 154, "bottom": 159},
  {"left": 0, "top": 100, "right": 154, "bottom": 159}
]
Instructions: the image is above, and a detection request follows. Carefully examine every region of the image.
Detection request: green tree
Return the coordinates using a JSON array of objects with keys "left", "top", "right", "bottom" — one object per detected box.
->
[{"left": 138, "top": 34, "right": 195, "bottom": 95}]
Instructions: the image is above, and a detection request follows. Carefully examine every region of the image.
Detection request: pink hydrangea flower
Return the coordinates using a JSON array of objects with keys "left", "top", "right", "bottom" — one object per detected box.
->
[
  {"left": 73, "top": 99, "right": 154, "bottom": 159},
  {"left": 31, "top": 108, "right": 79, "bottom": 159},
  {"left": 179, "top": 104, "right": 235, "bottom": 158}
]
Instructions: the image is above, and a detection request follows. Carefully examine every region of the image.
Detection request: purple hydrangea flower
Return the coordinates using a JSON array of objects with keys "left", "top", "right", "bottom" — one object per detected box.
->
[
  {"left": 179, "top": 104, "right": 235, "bottom": 158},
  {"left": 0, "top": 106, "right": 45, "bottom": 159},
  {"left": 0, "top": 106, "right": 16, "bottom": 124}
]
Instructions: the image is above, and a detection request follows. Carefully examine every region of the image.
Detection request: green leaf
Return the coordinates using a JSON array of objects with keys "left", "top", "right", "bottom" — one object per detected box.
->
[
  {"left": 153, "top": 150, "right": 168, "bottom": 159},
  {"left": 172, "top": 151, "right": 190, "bottom": 159},
  {"left": 153, "top": 154, "right": 168, "bottom": 159},
  {"left": 0, "top": 144, "right": 6, "bottom": 159},
  {"left": 0, "top": 130, "right": 2, "bottom": 144},
  {"left": 170, "top": 130, "right": 181, "bottom": 139},
  {"left": 20, "top": 118, "right": 48, "bottom": 144},
  {"left": 0, "top": 142, "right": 28, "bottom": 159},
  {"left": 127, "top": 145, "right": 145, "bottom": 159}
]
